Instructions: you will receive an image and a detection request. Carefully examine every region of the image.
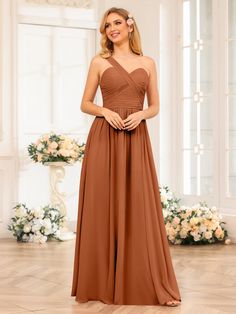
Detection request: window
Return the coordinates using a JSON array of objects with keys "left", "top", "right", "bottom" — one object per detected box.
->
[
  {"left": 16, "top": 2, "right": 97, "bottom": 220},
  {"left": 160, "top": 0, "right": 236, "bottom": 210}
]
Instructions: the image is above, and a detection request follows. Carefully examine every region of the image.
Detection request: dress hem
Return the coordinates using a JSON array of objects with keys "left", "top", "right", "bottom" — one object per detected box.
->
[{"left": 73, "top": 296, "right": 182, "bottom": 306}]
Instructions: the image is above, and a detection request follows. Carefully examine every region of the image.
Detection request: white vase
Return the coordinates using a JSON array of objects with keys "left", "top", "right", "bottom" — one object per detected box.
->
[{"left": 44, "top": 161, "right": 75, "bottom": 241}]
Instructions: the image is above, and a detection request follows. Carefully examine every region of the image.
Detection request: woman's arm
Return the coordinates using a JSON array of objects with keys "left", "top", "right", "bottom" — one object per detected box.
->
[
  {"left": 141, "top": 56, "right": 160, "bottom": 120},
  {"left": 80, "top": 55, "right": 106, "bottom": 117},
  {"left": 80, "top": 55, "right": 125, "bottom": 130}
]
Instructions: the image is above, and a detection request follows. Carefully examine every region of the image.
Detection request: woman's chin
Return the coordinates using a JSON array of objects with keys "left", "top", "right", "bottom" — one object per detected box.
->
[{"left": 110, "top": 38, "right": 126, "bottom": 45}]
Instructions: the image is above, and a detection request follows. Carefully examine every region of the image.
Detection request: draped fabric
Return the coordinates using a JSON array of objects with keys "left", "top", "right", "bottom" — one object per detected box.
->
[{"left": 71, "top": 56, "right": 181, "bottom": 305}]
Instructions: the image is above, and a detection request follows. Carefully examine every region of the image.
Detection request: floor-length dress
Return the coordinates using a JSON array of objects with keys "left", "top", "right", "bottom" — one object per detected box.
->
[{"left": 71, "top": 56, "right": 181, "bottom": 305}]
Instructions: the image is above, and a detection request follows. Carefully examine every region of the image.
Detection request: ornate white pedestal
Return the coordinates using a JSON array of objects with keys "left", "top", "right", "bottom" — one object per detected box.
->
[{"left": 44, "top": 161, "right": 75, "bottom": 241}]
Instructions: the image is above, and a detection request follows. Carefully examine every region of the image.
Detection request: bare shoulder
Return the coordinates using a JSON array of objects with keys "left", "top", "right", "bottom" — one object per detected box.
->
[
  {"left": 90, "top": 54, "right": 108, "bottom": 69},
  {"left": 141, "top": 55, "right": 157, "bottom": 70}
]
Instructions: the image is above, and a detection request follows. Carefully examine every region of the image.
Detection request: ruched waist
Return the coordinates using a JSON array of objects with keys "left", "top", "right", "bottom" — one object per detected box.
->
[
  {"left": 102, "top": 105, "right": 143, "bottom": 119},
  {"left": 103, "top": 104, "right": 143, "bottom": 110}
]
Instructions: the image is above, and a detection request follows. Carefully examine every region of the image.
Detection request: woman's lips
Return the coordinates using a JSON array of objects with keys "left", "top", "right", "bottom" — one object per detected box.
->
[{"left": 111, "top": 32, "right": 120, "bottom": 38}]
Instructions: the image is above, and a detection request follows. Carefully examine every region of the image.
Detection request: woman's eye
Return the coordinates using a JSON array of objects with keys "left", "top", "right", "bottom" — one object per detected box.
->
[{"left": 105, "top": 21, "right": 121, "bottom": 28}]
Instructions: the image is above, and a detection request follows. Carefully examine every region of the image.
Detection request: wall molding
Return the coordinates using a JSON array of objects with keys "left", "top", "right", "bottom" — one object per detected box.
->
[{"left": 25, "top": 0, "right": 92, "bottom": 8}]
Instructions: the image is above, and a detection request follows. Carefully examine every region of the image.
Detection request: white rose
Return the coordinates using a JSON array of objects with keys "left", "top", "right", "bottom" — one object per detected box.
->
[
  {"left": 204, "top": 230, "right": 212, "bottom": 239},
  {"left": 23, "top": 224, "right": 31, "bottom": 233},
  {"left": 162, "top": 209, "right": 169, "bottom": 218},
  {"left": 22, "top": 234, "right": 29, "bottom": 241},
  {"left": 37, "top": 143, "right": 44, "bottom": 151},
  {"left": 43, "top": 218, "right": 52, "bottom": 229},
  {"left": 51, "top": 223, "right": 58, "bottom": 232},
  {"left": 190, "top": 217, "right": 199, "bottom": 225},
  {"left": 160, "top": 188, "right": 167, "bottom": 195},
  {"left": 49, "top": 210, "right": 56, "bottom": 220},
  {"left": 161, "top": 195, "right": 168, "bottom": 204},
  {"left": 32, "top": 223, "right": 41, "bottom": 232},
  {"left": 44, "top": 228, "right": 52, "bottom": 235},
  {"left": 49, "top": 141, "right": 58, "bottom": 149},
  {"left": 15, "top": 206, "right": 27, "bottom": 218},
  {"left": 33, "top": 208, "right": 44, "bottom": 219},
  {"left": 180, "top": 228, "right": 188, "bottom": 238},
  {"left": 193, "top": 234, "right": 201, "bottom": 241},
  {"left": 199, "top": 224, "right": 207, "bottom": 233},
  {"left": 181, "top": 219, "right": 190, "bottom": 229}
]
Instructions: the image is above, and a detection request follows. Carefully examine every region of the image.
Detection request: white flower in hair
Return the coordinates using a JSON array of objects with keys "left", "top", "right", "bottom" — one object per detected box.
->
[{"left": 127, "top": 13, "right": 134, "bottom": 26}]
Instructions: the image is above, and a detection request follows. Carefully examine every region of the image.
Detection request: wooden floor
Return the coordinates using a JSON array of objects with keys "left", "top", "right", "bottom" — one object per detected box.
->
[{"left": 0, "top": 238, "right": 236, "bottom": 314}]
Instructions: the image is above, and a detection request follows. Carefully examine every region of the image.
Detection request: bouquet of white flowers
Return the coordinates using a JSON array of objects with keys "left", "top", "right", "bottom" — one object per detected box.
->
[
  {"left": 164, "top": 202, "right": 228, "bottom": 245},
  {"left": 159, "top": 185, "right": 181, "bottom": 213},
  {"left": 8, "top": 203, "right": 65, "bottom": 243},
  {"left": 28, "top": 133, "right": 85, "bottom": 165}
]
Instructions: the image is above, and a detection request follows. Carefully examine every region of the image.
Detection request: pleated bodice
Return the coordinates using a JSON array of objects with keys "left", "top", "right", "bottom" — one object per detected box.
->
[{"left": 99, "top": 56, "right": 149, "bottom": 118}]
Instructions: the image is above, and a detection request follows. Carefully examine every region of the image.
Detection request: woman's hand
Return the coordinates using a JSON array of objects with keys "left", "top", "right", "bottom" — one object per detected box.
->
[
  {"left": 102, "top": 108, "right": 125, "bottom": 130},
  {"left": 123, "top": 111, "right": 145, "bottom": 131}
]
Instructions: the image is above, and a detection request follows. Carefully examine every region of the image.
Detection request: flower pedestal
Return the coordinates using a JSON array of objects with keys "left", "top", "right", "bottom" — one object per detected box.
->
[{"left": 44, "top": 161, "right": 75, "bottom": 241}]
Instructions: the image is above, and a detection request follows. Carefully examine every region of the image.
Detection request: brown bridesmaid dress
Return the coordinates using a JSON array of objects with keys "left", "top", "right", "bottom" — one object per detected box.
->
[{"left": 71, "top": 56, "right": 181, "bottom": 305}]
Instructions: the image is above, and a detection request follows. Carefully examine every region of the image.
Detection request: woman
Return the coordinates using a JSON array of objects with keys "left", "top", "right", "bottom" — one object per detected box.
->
[{"left": 71, "top": 7, "right": 181, "bottom": 307}]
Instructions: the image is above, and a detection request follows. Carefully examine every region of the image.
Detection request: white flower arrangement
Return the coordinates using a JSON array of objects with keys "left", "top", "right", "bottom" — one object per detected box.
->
[
  {"left": 28, "top": 132, "right": 85, "bottom": 165},
  {"left": 159, "top": 185, "right": 181, "bottom": 213},
  {"left": 159, "top": 186, "right": 229, "bottom": 245},
  {"left": 8, "top": 203, "right": 65, "bottom": 243},
  {"left": 164, "top": 202, "right": 228, "bottom": 245}
]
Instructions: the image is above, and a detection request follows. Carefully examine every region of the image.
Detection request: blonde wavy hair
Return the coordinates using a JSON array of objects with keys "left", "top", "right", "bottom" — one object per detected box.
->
[{"left": 99, "top": 7, "right": 143, "bottom": 59}]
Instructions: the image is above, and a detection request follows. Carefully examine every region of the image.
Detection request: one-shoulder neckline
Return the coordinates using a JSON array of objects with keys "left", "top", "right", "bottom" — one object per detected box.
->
[
  {"left": 100, "top": 67, "right": 149, "bottom": 84},
  {"left": 109, "top": 56, "right": 150, "bottom": 78}
]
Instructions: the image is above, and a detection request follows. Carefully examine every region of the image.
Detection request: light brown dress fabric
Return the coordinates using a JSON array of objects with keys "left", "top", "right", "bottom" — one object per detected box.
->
[{"left": 71, "top": 56, "right": 181, "bottom": 305}]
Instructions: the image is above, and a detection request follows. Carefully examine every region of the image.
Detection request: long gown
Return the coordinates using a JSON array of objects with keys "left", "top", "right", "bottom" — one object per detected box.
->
[{"left": 71, "top": 56, "right": 181, "bottom": 305}]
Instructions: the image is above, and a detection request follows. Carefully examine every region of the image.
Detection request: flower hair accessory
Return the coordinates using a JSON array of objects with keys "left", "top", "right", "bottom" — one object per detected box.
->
[{"left": 126, "top": 13, "right": 134, "bottom": 26}]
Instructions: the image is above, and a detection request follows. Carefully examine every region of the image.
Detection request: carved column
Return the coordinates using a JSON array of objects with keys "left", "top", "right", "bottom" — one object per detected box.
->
[{"left": 44, "top": 161, "right": 76, "bottom": 241}]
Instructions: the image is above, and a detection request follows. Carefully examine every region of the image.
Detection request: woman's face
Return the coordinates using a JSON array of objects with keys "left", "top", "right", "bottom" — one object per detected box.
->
[{"left": 105, "top": 12, "right": 132, "bottom": 44}]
